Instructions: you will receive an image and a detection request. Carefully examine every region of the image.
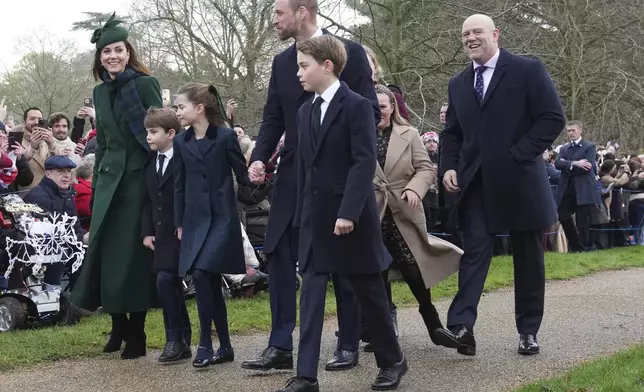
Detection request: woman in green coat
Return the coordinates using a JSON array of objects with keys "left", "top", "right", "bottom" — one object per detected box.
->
[{"left": 71, "top": 14, "right": 162, "bottom": 360}]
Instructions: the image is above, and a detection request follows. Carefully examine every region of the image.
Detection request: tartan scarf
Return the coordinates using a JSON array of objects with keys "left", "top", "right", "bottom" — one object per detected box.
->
[{"left": 100, "top": 67, "right": 149, "bottom": 151}]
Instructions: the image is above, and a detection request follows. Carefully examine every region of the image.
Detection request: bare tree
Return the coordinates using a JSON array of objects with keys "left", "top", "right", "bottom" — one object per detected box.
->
[
  {"left": 126, "top": 0, "right": 281, "bottom": 130},
  {"left": 326, "top": 0, "right": 644, "bottom": 147},
  {"left": 0, "top": 31, "right": 94, "bottom": 120}
]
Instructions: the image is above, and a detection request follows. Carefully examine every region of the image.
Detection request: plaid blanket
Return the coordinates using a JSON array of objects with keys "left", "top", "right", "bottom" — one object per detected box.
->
[{"left": 100, "top": 67, "right": 149, "bottom": 151}]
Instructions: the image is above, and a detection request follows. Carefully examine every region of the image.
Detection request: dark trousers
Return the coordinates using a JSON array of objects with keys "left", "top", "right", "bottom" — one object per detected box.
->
[
  {"left": 267, "top": 226, "right": 359, "bottom": 352},
  {"left": 447, "top": 178, "right": 545, "bottom": 335},
  {"left": 297, "top": 268, "right": 402, "bottom": 380},
  {"left": 558, "top": 186, "right": 593, "bottom": 252},
  {"left": 332, "top": 274, "right": 361, "bottom": 351},
  {"left": 266, "top": 225, "right": 299, "bottom": 351},
  {"left": 157, "top": 270, "right": 192, "bottom": 345},
  {"left": 358, "top": 270, "right": 394, "bottom": 344},
  {"left": 44, "top": 263, "right": 64, "bottom": 286},
  {"left": 192, "top": 269, "right": 230, "bottom": 350},
  {"left": 629, "top": 200, "right": 644, "bottom": 243}
]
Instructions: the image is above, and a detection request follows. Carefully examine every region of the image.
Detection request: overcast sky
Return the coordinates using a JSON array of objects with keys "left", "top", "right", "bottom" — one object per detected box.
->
[
  {"left": 1, "top": 0, "right": 131, "bottom": 71},
  {"left": 1, "top": 0, "right": 364, "bottom": 72}
]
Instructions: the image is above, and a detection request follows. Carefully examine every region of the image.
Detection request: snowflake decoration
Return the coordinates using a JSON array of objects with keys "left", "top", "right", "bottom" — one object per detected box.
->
[{"left": 3, "top": 211, "right": 86, "bottom": 280}]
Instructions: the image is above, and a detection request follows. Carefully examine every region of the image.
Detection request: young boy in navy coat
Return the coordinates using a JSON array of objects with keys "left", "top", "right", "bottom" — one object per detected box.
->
[
  {"left": 142, "top": 108, "right": 192, "bottom": 363},
  {"left": 275, "top": 35, "right": 407, "bottom": 392}
]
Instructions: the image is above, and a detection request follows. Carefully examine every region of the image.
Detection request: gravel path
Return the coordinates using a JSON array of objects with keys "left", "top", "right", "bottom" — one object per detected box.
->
[{"left": 2, "top": 268, "right": 644, "bottom": 392}]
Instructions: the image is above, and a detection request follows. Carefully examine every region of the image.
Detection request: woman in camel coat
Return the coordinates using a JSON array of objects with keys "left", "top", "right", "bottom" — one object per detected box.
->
[{"left": 373, "top": 85, "right": 461, "bottom": 343}]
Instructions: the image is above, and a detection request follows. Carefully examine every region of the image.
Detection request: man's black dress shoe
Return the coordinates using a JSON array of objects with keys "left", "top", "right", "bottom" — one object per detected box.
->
[
  {"left": 275, "top": 377, "right": 319, "bottom": 392},
  {"left": 158, "top": 341, "right": 191, "bottom": 363},
  {"left": 433, "top": 325, "right": 476, "bottom": 356},
  {"left": 192, "top": 346, "right": 214, "bottom": 368},
  {"left": 213, "top": 347, "right": 235, "bottom": 364},
  {"left": 325, "top": 350, "right": 359, "bottom": 371},
  {"left": 518, "top": 334, "right": 539, "bottom": 355},
  {"left": 371, "top": 355, "right": 408, "bottom": 391},
  {"left": 241, "top": 346, "right": 293, "bottom": 370}
]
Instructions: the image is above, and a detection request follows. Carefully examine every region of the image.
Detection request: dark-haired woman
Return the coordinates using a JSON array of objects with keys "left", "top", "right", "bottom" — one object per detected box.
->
[
  {"left": 72, "top": 14, "right": 163, "bottom": 360},
  {"left": 173, "top": 83, "right": 249, "bottom": 368}
]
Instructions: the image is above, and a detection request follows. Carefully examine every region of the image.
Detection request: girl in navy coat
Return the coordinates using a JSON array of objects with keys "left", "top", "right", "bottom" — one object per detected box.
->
[{"left": 174, "top": 83, "right": 248, "bottom": 368}]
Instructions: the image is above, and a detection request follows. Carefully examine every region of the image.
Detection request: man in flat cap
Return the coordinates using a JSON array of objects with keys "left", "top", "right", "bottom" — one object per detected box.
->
[{"left": 23, "top": 155, "right": 88, "bottom": 287}]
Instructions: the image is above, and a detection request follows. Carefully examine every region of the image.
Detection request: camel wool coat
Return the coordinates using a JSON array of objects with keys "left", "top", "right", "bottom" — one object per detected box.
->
[{"left": 373, "top": 123, "right": 461, "bottom": 288}]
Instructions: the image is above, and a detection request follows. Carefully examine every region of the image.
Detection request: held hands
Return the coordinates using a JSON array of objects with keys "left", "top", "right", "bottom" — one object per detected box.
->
[
  {"left": 249, "top": 160, "right": 266, "bottom": 184},
  {"left": 401, "top": 190, "right": 421, "bottom": 210},
  {"left": 573, "top": 159, "right": 592, "bottom": 171},
  {"left": 443, "top": 170, "right": 460, "bottom": 193},
  {"left": 143, "top": 236, "right": 155, "bottom": 250},
  {"left": 334, "top": 218, "right": 354, "bottom": 235}
]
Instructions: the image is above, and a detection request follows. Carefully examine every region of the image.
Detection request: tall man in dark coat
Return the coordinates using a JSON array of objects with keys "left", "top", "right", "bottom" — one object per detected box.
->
[
  {"left": 242, "top": 0, "right": 379, "bottom": 371},
  {"left": 276, "top": 35, "right": 406, "bottom": 392},
  {"left": 555, "top": 121, "right": 601, "bottom": 252},
  {"left": 433, "top": 14, "right": 565, "bottom": 357}
]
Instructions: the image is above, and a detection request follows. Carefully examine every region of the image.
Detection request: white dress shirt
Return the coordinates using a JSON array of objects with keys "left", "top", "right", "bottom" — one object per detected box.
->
[
  {"left": 472, "top": 49, "right": 501, "bottom": 96},
  {"left": 156, "top": 148, "right": 173, "bottom": 176},
  {"left": 310, "top": 27, "right": 323, "bottom": 39},
  {"left": 312, "top": 80, "right": 341, "bottom": 124}
]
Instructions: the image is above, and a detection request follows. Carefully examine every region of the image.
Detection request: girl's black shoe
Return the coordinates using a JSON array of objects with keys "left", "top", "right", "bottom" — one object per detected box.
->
[
  {"left": 212, "top": 347, "right": 234, "bottom": 364},
  {"left": 192, "top": 346, "right": 214, "bottom": 368}
]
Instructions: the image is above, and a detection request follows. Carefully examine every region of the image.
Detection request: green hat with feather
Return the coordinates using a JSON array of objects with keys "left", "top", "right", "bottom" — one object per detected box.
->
[{"left": 91, "top": 12, "right": 129, "bottom": 50}]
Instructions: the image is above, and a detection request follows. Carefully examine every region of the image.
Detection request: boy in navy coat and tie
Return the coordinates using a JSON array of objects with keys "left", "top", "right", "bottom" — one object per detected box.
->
[
  {"left": 142, "top": 108, "right": 192, "bottom": 363},
  {"left": 275, "top": 35, "right": 407, "bottom": 392}
]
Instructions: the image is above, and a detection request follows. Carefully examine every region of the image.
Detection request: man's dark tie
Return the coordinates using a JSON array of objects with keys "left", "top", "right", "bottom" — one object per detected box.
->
[
  {"left": 157, "top": 153, "right": 165, "bottom": 180},
  {"left": 310, "top": 97, "right": 323, "bottom": 143},
  {"left": 474, "top": 65, "right": 488, "bottom": 103}
]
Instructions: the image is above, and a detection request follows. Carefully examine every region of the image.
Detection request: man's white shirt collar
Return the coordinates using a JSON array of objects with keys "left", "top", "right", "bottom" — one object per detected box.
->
[{"left": 472, "top": 48, "right": 500, "bottom": 70}]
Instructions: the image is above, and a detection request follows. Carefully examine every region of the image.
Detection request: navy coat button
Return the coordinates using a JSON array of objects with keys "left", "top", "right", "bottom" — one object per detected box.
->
[
  {"left": 158, "top": 206, "right": 162, "bottom": 210},
  {"left": 313, "top": 189, "right": 318, "bottom": 195}
]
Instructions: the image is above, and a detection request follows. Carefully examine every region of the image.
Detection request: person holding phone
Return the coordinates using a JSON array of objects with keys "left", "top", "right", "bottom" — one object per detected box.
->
[
  {"left": 72, "top": 102, "right": 98, "bottom": 157},
  {"left": 10, "top": 106, "right": 49, "bottom": 189},
  {"left": 0, "top": 121, "right": 33, "bottom": 194}
]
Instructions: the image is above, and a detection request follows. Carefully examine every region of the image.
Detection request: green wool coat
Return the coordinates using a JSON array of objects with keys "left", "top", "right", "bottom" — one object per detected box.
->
[{"left": 71, "top": 75, "right": 162, "bottom": 313}]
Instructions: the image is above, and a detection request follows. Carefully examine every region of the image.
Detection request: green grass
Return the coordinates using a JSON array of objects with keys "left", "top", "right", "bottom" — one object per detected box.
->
[
  {"left": 515, "top": 344, "right": 644, "bottom": 392},
  {"left": 1, "top": 246, "right": 644, "bottom": 372}
]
